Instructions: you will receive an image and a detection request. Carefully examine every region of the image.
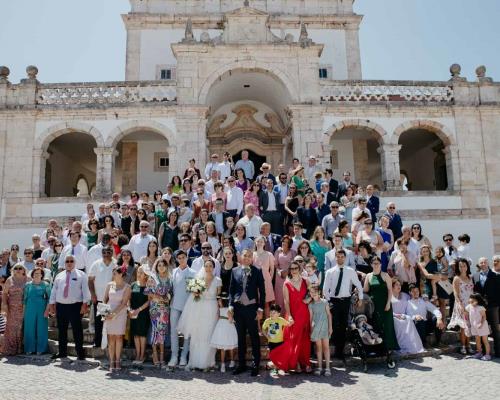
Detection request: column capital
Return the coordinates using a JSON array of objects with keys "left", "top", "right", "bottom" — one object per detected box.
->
[
  {"left": 377, "top": 144, "right": 402, "bottom": 155},
  {"left": 94, "top": 147, "right": 118, "bottom": 157}
]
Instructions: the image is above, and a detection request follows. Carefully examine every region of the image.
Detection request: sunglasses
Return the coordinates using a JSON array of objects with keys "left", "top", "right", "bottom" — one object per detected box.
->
[
  {"left": 330, "top": 206, "right": 339, "bottom": 209},
  {"left": 179, "top": 239, "right": 189, "bottom": 242},
  {"left": 11, "top": 247, "right": 19, "bottom": 251},
  {"left": 201, "top": 247, "right": 212, "bottom": 250},
  {"left": 13, "top": 267, "right": 23, "bottom": 271},
  {"left": 388, "top": 207, "right": 395, "bottom": 209},
  {"left": 65, "top": 260, "right": 75, "bottom": 263},
  {"left": 445, "top": 238, "right": 453, "bottom": 242},
  {"left": 290, "top": 267, "right": 300, "bottom": 271}
]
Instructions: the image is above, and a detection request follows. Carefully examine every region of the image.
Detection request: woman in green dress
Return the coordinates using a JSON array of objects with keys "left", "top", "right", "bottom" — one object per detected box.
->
[
  {"left": 363, "top": 256, "right": 399, "bottom": 355},
  {"left": 129, "top": 265, "right": 150, "bottom": 364},
  {"left": 86, "top": 218, "right": 100, "bottom": 249},
  {"left": 23, "top": 267, "right": 51, "bottom": 354},
  {"left": 309, "top": 226, "right": 331, "bottom": 289},
  {"left": 291, "top": 166, "right": 306, "bottom": 196}
]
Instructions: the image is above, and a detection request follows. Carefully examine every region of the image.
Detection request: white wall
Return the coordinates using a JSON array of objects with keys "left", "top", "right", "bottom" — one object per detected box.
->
[
  {"left": 136, "top": 140, "right": 170, "bottom": 192},
  {"left": 329, "top": 138, "right": 355, "bottom": 179}
]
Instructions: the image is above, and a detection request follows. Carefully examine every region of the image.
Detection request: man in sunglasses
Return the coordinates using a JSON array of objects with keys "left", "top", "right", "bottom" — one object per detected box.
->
[
  {"left": 49, "top": 255, "right": 90, "bottom": 361},
  {"left": 191, "top": 242, "right": 221, "bottom": 277},
  {"left": 121, "top": 204, "right": 140, "bottom": 239},
  {"left": 321, "top": 201, "right": 345, "bottom": 240},
  {"left": 383, "top": 201, "right": 403, "bottom": 240},
  {"left": 174, "top": 234, "right": 200, "bottom": 267}
]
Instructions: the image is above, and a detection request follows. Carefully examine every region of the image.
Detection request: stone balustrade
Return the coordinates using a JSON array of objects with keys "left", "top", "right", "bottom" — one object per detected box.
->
[
  {"left": 320, "top": 80, "right": 454, "bottom": 104},
  {"left": 36, "top": 81, "right": 177, "bottom": 106}
]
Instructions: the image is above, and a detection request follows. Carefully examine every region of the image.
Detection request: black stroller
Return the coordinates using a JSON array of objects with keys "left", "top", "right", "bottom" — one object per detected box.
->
[{"left": 348, "top": 292, "right": 396, "bottom": 372}]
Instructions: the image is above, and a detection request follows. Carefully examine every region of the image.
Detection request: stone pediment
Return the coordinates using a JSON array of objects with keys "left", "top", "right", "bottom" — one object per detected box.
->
[{"left": 222, "top": 5, "right": 280, "bottom": 44}]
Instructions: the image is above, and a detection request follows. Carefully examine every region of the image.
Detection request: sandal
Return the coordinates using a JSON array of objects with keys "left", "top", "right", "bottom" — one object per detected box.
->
[{"left": 314, "top": 368, "right": 322, "bottom": 376}]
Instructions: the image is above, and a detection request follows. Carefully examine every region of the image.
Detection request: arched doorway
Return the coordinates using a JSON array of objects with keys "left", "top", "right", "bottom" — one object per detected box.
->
[
  {"left": 113, "top": 130, "right": 170, "bottom": 194},
  {"left": 232, "top": 149, "right": 267, "bottom": 173},
  {"left": 205, "top": 69, "right": 293, "bottom": 173},
  {"left": 398, "top": 129, "right": 448, "bottom": 190},
  {"left": 327, "top": 127, "right": 383, "bottom": 188},
  {"left": 44, "top": 132, "right": 97, "bottom": 197}
]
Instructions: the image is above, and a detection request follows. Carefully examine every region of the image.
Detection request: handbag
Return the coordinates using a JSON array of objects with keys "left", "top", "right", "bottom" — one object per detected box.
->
[{"left": 437, "top": 279, "right": 453, "bottom": 295}]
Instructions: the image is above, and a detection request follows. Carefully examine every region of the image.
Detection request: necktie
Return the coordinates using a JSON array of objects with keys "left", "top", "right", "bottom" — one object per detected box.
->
[
  {"left": 264, "top": 237, "right": 272, "bottom": 252},
  {"left": 63, "top": 270, "right": 71, "bottom": 298},
  {"left": 71, "top": 246, "right": 75, "bottom": 255},
  {"left": 448, "top": 247, "right": 452, "bottom": 256},
  {"left": 334, "top": 267, "right": 344, "bottom": 297}
]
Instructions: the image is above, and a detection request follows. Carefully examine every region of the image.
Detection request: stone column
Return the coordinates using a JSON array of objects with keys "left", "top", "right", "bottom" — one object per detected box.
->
[
  {"left": 32, "top": 149, "right": 50, "bottom": 197},
  {"left": 288, "top": 105, "right": 323, "bottom": 164},
  {"left": 345, "top": 24, "right": 362, "bottom": 80},
  {"left": 125, "top": 30, "right": 141, "bottom": 81},
  {"left": 443, "top": 144, "right": 461, "bottom": 191},
  {"left": 377, "top": 144, "right": 402, "bottom": 191},
  {"left": 174, "top": 106, "right": 209, "bottom": 176},
  {"left": 94, "top": 147, "right": 117, "bottom": 199}
]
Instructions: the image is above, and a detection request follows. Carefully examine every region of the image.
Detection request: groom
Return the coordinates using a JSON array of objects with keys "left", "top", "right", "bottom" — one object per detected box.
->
[{"left": 228, "top": 248, "right": 266, "bottom": 376}]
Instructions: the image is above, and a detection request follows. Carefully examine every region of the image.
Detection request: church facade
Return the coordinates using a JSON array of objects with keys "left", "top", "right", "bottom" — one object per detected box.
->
[{"left": 0, "top": 0, "right": 499, "bottom": 258}]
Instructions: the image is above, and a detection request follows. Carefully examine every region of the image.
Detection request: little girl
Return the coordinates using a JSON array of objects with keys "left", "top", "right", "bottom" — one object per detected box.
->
[
  {"left": 209, "top": 293, "right": 238, "bottom": 372},
  {"left": 465, "top": 293, "right": 491, "bottom": 361},
  {"left": 308, "top": 286, "right": 333, "bottom": 376}
]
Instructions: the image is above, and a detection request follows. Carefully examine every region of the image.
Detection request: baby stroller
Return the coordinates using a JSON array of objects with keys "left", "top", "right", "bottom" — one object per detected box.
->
[{"left": 348, "top": 292, "right": 396, "bottom": 372}]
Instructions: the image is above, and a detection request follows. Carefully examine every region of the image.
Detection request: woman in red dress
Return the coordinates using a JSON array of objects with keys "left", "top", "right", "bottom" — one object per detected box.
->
[{"left": 270, "top": 261, "right": 311, "bottom": 372}]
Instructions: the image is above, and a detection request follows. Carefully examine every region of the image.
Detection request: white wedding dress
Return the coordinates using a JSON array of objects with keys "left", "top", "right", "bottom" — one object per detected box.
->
[{"left": 177, "top": 274, "right": 221, "bottom": 369}]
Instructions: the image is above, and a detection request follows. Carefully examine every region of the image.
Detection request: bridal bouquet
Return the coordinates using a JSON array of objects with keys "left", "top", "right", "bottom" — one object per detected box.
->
[
  {"left": 96, "top": 302, "right": 112, "bottom": 321},
  {"left": 186, "top": 277, "right": 207, "bottom": 302}
]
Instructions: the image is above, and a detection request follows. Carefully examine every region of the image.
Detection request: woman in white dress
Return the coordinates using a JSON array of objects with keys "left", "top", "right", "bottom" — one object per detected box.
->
[
  {"left": 391, "top": 280, "right": 424, "bottom": 355},
  {"left": 178, "top": 259, "right": 222, "bottom": 370}
]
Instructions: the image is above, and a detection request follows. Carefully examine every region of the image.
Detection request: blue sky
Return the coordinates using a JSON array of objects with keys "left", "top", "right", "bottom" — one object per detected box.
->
[{"left": 0, "top": 0, "right": 498, "bottom": 83}]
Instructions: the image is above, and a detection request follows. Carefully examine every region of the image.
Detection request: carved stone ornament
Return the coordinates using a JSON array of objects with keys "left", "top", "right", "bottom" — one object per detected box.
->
[
  {"left": 26, "top": 65, "right": 39, "bottom": 80},
  {"left": 475, "top": 65, "right": 493, "bottom": 83},
  {"left": 207, "top": 104, "right": 286, "bottom": 142},
  {"left": 222, "top": 6, "right": 282, "bottom": 44},
  {"left": 0, "top": 66, "right": 10, "bottom": 83},
  {"left": 182, "top": 18, "right": 196, "bottom": 43},
  {"left": 449, "top": 63, "right": 466, "bottom": 82},
  {"left": 298, "top": 22, "right": 313, "bottom": 48}
]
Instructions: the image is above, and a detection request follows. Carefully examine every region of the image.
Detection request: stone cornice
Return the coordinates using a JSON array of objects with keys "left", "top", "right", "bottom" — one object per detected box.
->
[{"left": 122, "top": 13, "right": 362, "bottom": 30}]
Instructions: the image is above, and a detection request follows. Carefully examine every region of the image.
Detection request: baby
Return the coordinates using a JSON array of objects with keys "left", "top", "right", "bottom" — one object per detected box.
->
[
  {"left": 353, "top": 314, "right": 382, "bottom": 346},
  {"left": 302, "top": 263, "right": 319, "bottom": 287}
]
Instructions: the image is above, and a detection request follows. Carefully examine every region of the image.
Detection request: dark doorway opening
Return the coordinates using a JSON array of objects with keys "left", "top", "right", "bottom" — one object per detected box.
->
[{"left": 232, "top": 149, "right": 267, "bottom": 177}]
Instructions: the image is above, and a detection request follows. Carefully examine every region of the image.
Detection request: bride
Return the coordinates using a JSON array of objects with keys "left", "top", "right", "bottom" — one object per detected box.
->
[{"left": 178, "top": 259, "right": 222, "bottom": 370}]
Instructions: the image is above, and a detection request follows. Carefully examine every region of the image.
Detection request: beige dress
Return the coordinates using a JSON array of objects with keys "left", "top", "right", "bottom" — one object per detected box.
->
[
  {"left": 253, "top": 251, "right": 275, "bottom": 303},
  {"left": 106, "top": 284, "right": 128, "bottom": 335}
]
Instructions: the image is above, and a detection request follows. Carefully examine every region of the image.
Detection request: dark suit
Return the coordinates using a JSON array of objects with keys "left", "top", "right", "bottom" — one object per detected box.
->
[
  {"left": 0, "top": 260, "right": 11, "bottom": 279},
  {"left": 384, "top": 211, "right": 403, "bottom": 239},
  {"left": 320, "top": 190, "right": 336, "bottom": 206},
  {"left": 259, "top": 190, "right": 283, "bottom": 235},
  {"left": 366, "top": 196, "right": 380, "bottom": 226},
  {"left": 328, "top": 178, "right": 339, "bottom": 201},
  {"left": 121, "top": 215, "right": 140, "bottom": 239},
  {"left": 337, "top": 180, "right": 355, "bottom": 199},
  {"left": 480, "top": 269, "right": 500, "bottom": 357},
  {"left": 263, "top": 234, "right": 282, "bottom": 253},
  {"left": 256, "top": 173, "right": 277, "bottom": 187},
  {"left": 174, "top": 247, "right": 201, "bottom": 267},
  {"left": 208, "top": 211, "right": 230, "bottom": 234},
  {"left": 229, "top": 265, "right": 266, "bottom": 369}
]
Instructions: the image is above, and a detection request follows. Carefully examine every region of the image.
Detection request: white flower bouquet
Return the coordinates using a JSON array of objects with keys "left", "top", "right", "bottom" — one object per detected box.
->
[
  {"left": 96, "top": 302, "right": 112, "bottom": 321},
  {"left": 186, "top": 277, "right": 207, "bottom": 302}
]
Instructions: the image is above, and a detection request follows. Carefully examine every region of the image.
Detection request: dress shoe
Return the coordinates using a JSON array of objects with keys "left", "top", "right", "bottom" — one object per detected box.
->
[
  {"left": 51, "top": 353, "right": 67, "bottom": 360},
  {"left": 251, "top": 367, "right": 259, "bottom": 377},
  {"left": 232, "top": 366, "right": 247, "bottom": 375}
]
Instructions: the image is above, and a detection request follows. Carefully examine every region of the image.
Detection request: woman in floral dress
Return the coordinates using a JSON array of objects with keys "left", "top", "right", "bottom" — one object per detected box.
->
[
  {"left": 1, "top": 264, "right": 28, "bottom": 355},
  {"left": 144, "top": 259, "right": 172, "bottom": 367},
  {"left": 447, "top": 258, "right": 474, "bottom": 355}
]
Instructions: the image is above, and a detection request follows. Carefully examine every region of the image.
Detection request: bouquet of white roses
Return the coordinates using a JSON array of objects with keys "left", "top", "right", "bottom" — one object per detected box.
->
[
  {"left": 186, "top": 277, "right": 207, "bottom": 302},
  {"left": 96, "top": 302, "right": 112, "bottom": 321}
]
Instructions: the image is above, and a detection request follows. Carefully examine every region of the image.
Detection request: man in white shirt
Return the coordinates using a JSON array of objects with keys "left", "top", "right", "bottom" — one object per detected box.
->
[
  {"left": 205, "top": 153, "right": 221, "bottom": 180},
  {"left": 87, "top": 233, "right": 112, "bottom": 269},
  {"left": 291, "top": 222, "right": 305, "bottom": 252},
  {"left": 128, "top": 221, "right": 155, "bottom": 261},
  {"left": 442, "top": 233, "right": 458, "bottom": 264},
  {"left": 191, "top": 242, "right": 221, "bottom": 277},
  {"left": 406, "top": 284, "right": 445, "bottom": 347},
  {"left": 237, "top": 204, "right": 263, "bottom": 239},
  {"left": 48, "top": 255, "right": 90, "bottom": 360},
  {"left": 205, "top": 169, "right": 220, "bottom": 196},
  {"left": 323, "top": 250, "right": 363, "bottom": 361},
  {"left": 324, "top": 234, "right": 356, "bottom": 270},
  {"left": 321, "top": 201, "right": 345, "bottom": 239},
  {"left": 304, "top": 155, "right": 322, "bottom": 184},
  {"left": 225, "top": 176, "right": 244, "bottom": 220},
  {"left": 41, "top": 236, "right": 56, "bottom": 261},
  {"left": 59, "top": 231, "right": 88, "bottom": 272},
  {"left": 234, "top": 150, "right": 255, "bottom": 180},
  {"left": 87, "top": 246, "right": 115, "bottom": 348},
  {"left": 218, "top": 152, "right": 234, "bottom": 182}
]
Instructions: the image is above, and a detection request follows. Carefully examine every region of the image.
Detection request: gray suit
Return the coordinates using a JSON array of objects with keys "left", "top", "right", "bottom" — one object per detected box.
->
[{"left": 170, "top": 266, "right": 196, "bottom": 365}]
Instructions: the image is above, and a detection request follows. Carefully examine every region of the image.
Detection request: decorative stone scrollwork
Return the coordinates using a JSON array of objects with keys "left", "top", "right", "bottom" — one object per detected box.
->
[
  {"left": 320, "top": 82, "right": 454, "bottom": 104},
  {"left": 37, "top": 83, "right": 177, "bottom": 106}
]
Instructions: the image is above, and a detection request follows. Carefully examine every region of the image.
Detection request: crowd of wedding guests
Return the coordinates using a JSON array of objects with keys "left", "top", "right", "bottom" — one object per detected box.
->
[{"left": 1, "top": 150, "right": 499, "bottom": 377}]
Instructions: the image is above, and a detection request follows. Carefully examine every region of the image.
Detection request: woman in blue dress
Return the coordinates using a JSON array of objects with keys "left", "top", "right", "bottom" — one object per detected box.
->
[
  {"left": 23, "top": 267, "right": 51, "bottom": 354},
  {"left": 377, "top": 215, "right": 394, "bottom": 272}
]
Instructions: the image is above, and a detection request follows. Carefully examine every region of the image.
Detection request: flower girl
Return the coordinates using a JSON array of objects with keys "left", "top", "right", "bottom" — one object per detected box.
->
[{"left": 210, "top": 293, "right": 238, "bottom": 372}]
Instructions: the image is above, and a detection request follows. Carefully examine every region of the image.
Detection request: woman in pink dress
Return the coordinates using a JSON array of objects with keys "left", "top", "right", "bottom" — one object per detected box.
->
[
  {"left": 274, "top": 236, "right": 296, "bottom": 314},
  {"left": 0, "top": 264, "right": 28, "bottom": 355},
  {"left": 253, "top": 236, "right": 275, "bottom": 317},
  {"left": 103, "top": 265, "right": 131, "bottom": 371},
  {"left": 244, "top": 182, "right": 261, "bottom": 216}
]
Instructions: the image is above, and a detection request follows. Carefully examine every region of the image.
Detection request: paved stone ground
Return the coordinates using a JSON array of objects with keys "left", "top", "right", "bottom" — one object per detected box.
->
[{"left": 1, "top": 354, "right": 499, "bottom": 400}]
